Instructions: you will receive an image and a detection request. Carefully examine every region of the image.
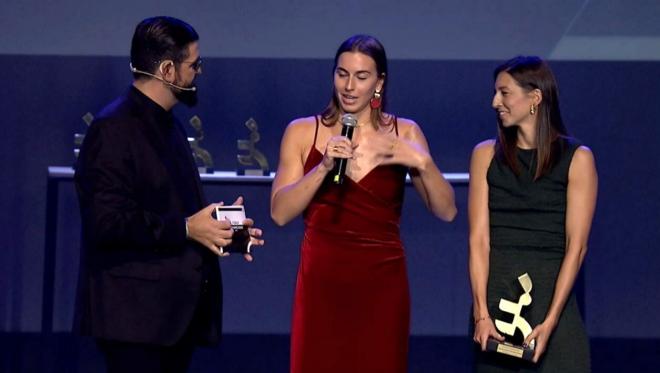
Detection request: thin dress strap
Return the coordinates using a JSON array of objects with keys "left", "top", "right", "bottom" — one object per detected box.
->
[
  {"left": 394, "top": 116, "right": 399, "bottom": 136},
  {"left": 313, "top": 115, "right": 320, "bottom": 148}
]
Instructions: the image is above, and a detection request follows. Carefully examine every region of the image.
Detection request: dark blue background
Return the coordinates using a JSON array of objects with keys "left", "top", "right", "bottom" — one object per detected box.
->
[
  {"left": 2, "top": 1, "right": 660, "bottom": 368},
  {"left": 2, "top": 56, "right": 660, "bottom": 339}
]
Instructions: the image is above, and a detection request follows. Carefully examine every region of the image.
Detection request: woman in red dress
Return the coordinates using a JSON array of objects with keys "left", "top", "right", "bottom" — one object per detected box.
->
[{"left": 270, "top": 35, "right": 457, "bottom": 373}]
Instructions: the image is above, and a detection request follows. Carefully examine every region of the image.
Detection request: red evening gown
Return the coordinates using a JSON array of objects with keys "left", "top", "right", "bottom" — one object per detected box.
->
[{"left": 290, "top": 117, "right": 410, "bottom": 373}]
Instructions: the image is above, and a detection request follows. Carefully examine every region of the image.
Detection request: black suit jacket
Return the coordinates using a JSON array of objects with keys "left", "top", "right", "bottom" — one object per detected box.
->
[{"left": 74, "top": 86, "right": 221, "bottom": 346}]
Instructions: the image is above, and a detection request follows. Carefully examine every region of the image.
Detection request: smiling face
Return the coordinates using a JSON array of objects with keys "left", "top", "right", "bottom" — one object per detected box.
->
[
  {"left": 333, "top": 51, "right": 384, "bottom": 119},
  {"left": 492, "top": 71, "right": 540, "bottom": 128}
]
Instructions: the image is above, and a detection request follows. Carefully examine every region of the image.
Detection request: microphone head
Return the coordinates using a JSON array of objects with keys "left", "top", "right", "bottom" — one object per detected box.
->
[{"left": 341, "top": 113, "right": 358, "bottom": 127}]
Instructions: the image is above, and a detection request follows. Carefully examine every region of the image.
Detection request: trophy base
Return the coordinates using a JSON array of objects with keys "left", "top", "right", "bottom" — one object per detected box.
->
[
  {"left": 237, "top": 168, "right": 268, "bottom": 176},
  {"left": 486, "top": 338, "right": 534, "bottom": 361},
  {"left": 197, "top": 166, "right": 214, "bottom": 174}
]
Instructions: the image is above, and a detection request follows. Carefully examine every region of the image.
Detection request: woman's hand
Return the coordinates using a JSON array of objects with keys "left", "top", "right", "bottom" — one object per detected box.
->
[
  {"left": 473, "top": 317, "right": 505, "bottom": 351},
  {"left": 525, "top": 319, "right": 557, "bottom": 363},
  {"left": 322, "top": 135, "right": 356, "bottom": 170},
  {"left": 369, "top": 132, "right": 429, "bottom": 170}
]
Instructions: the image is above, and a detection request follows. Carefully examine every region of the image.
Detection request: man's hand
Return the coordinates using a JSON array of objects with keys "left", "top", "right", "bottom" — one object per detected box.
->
[
  {"left": 226, "top": 196, "right": 265, "bottom": 261},
  {"left": 187, "top": 196, "right": 265, "bottom": 260},
  {"left": 238, "top": 218, "right": 265, "bottom": 262},
  {"left": 186, "top": 203, "right": 234, "bottom": 256}
]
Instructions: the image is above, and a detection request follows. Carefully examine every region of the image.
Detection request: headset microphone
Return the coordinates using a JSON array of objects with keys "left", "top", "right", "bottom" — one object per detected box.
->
[{"left": 129, "top": 63, "right": 197, "bottom": 92}]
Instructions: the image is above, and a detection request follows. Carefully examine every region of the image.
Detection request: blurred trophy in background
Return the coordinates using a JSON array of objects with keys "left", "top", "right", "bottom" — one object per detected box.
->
[
  {"left": 237, "top": 117, "right": 269, "bottom": 176},
  {"left": 188, "top": 115, "right": 214, "bottom": 174},
  {"left": 73, "top": 112, "right": 94, "bottom": 166}
]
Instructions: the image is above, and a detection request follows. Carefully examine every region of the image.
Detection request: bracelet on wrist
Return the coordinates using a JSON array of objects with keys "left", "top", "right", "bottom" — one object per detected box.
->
[{"left": 474, "top": 316, "right": 491, "bottom": 325}]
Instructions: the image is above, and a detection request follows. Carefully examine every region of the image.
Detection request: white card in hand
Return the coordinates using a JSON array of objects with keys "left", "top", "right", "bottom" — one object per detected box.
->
[{"left": 215, "top": 205, "right": 246, "bottom": 227}]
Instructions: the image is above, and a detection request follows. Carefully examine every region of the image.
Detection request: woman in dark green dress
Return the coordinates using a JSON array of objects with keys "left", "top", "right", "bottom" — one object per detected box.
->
[{"left": 468, "top": 56, "right": 598, "bottom": 372}]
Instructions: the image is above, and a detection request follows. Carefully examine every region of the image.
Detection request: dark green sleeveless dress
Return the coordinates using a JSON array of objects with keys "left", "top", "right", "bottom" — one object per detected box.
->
[{"left": 474, "top": 138, "right": 590, "bottom": 372}]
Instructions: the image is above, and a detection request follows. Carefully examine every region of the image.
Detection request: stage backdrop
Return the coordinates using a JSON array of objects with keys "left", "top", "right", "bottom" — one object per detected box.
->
[{"left": 1, "top": 0, "right": 660, "bottom": 342}]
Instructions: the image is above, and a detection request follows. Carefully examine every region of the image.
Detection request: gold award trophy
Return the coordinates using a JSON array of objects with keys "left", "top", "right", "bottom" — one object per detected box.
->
[
  {"left": 237, "top": 117, "right": 269, "bottom": 176},
  {"left": 486, "top": 273, "right": 536, "bottom": 361},
  {"left": 188, "top": 115, "right": 214, "bottom": 174}
]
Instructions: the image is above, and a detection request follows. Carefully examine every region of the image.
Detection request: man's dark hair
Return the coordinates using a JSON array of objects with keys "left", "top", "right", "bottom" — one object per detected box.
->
[{"left": 130, "top": 16, "right": 199, "bottom": 80}]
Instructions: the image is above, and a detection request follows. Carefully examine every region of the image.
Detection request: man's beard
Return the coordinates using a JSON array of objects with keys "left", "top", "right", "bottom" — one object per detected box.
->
[{"left": 172, "top": 80, "right": 198, "bottom": 107}]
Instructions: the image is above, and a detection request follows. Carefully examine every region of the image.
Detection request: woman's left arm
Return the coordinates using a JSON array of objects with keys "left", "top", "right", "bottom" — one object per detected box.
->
[
  {"left": 524, "top": 146, "right": 598, "bottom": 362},
  {"left": 395, "top": 120, "right": 457, "bottom": 222}
]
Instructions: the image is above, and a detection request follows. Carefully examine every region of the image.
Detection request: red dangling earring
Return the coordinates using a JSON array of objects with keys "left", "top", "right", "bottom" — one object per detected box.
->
[{"left": 370, "top": 90, "right": 382, "bottom": 109}]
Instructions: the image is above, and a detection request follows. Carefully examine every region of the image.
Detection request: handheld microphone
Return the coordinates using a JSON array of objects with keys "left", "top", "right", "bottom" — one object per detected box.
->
[
  {"left": 332, "top": 113, "right": 358, "bottom": 184},
  {"left": 129, "top": 63, "right": 197, "bottom": 92}
]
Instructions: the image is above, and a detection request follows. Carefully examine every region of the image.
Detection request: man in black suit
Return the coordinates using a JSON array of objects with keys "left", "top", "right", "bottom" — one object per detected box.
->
[{"left": 74, "top": 16, "right": 264, "bottom": 373}]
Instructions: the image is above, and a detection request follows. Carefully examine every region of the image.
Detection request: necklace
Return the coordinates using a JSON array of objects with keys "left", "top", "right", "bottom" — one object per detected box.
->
[{"left": 336, "top": 121, "right": 369, "bottom": 128}]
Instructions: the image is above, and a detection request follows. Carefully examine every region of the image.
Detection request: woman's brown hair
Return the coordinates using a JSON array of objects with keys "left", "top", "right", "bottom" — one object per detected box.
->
[
  {"left": 494, "top": 56, "right": 569, "bottom": 179},
  {"left": 321, "top": 34, "right": 392, "bottom": 129}
]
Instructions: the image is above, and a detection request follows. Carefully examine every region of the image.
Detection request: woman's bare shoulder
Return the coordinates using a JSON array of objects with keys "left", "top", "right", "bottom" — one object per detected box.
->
[
  {"left": 474, "top": 139, "right": 496, "bottom": 152},
  {"left": 387, "top": 115, "right": 421, "bottom": 138},
  {"left": 472, "top": 139, "right": 496, "bottom": 162},
  {"left": 283, "top": 115, "right": 319, "bottom": 137},
  {"left": 391, "top": 115, "right": 418, "bottom": 129},
  {"left": 287, "top": 115, "right": 317, "bottom": 129}
]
